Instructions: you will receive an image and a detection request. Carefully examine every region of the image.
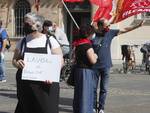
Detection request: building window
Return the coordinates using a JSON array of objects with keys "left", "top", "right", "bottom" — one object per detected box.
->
[
  {"left": 64, "top": 0, "right": 91, "bottom": 42},
  {"left": 65, "top": 0, "right": 91, "bottom": 12},
  {"left": 15, "top": 0, "right": 31, "bottom": 36}
]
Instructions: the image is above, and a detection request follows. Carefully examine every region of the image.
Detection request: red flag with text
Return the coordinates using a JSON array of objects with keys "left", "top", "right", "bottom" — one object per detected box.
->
[
  {"left": 113, "top": 0, "right": 150, "bottom": 23},
  {"left": 91, "top": 0, "right": 150, "bottom": 23}
]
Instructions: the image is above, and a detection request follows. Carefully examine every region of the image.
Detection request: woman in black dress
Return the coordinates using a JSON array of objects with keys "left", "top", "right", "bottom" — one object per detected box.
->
[{"left": 12, "top": 12, "right": 64, "bottom": 113}]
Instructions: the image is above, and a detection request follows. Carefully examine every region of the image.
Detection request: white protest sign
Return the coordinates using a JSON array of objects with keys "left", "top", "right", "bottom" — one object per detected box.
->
[{"left": 22, "top": 53, "right": 61, "bottom": 82}]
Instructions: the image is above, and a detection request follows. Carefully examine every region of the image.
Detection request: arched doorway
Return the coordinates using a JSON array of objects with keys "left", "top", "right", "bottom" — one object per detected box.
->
[
  {"left": 63, "top": 1, "right": 92, "bottom": 43},
  {"left": 14, "top": 0, "right": 31, "bottom": 36}
]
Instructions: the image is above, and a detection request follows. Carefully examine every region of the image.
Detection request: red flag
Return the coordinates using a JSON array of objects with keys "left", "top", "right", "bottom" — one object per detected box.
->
[
  {"left": 64, "top": 0, "right": 83, "bottom": 2},
  {"left": 90, "top": 0, "right": 112, "bottom": 7},
  {"left": 92, "top": 0, "right": 150, "bottom": 23},
  {"left": 91, "top": 0, "right": 112, "bottom": 22},
  {"left": 35, "top": 0, "right": 40, "bottom": 12},
  {"left": 113, "top": 0, "right": 150, "bottom": 23},
  {"left": 93, "top": 7, "right": 112, "bottom": 22}
]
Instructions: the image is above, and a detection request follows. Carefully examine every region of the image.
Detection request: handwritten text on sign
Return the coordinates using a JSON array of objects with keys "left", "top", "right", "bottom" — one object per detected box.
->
[{"left": 22, "top": 53, "right": 61, "bottom": 82}]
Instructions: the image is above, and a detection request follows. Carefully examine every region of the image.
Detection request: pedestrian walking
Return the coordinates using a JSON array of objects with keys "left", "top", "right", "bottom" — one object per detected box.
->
[
  {"left": 12, "top": 12, "right": 63, "bottom": 113},
  {"left": 0, "top": 20, "right": 8, "bottom": 82},
  {"left": 92, "top": 18, "right": 144, "bottom": 113}
]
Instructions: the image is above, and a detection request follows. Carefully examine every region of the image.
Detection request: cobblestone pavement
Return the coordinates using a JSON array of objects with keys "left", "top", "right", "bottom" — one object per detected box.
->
[{"left": 0, "top": 61, "right": 150, "bottom": 113}]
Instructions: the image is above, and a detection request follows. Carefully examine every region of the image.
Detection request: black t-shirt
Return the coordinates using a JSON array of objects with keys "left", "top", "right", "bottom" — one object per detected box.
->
[{"left": 75, "top": 43, "right": 92, "bottom": 68}]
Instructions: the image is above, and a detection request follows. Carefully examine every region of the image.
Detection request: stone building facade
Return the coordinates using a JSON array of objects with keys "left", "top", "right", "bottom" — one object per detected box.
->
[
  {"left": 0, "top": 0, "right": 62, "bottom": 38},
  {"left": 0, "top": 0, "right": 150, "bottom": 61},
  {"left": 0, "top": 0, "right": 94, "bottom": 50}
]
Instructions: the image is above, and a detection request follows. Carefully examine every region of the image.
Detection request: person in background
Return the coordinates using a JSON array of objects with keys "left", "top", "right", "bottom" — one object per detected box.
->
[
  {"left": 92, "top": 18, "right": 144, "bottom": 113},
  {"left": 127, "top": 46, "right": 136, "bottom": 70},
  {"left": 42, "top": 20, "right": 70, "bottom": 56},
  {"left": 12, "top": 12, "right": 63, "bottom": 113},
  {"left": 140, "top": 42, "right": 150, "bottom": 71},
  {"left": 73, "top": 25, "right": 98, "bottom": 113},
  {"left": 42, "top": 20, "right": 53, "bottom": 35},
  {"left": 0, "top": 20, "right": 8, "bottom": 82}
]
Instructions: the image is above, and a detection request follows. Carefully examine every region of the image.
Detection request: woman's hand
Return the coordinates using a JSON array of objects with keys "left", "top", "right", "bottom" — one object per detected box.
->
[
  {"left": 44, "top": 80, "right": 53, "bottom": 84},
  {"left": 12, "top": 49, "right": 25, "bottom": 69},
  {"left": 15, "top": 59, "right": 25, "bottom": 69}
]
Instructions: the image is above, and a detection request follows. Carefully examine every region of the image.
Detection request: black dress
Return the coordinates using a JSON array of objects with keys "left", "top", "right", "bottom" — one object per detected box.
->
[{"left": 15, "top": 37, "right": 59, "bottom": 113}]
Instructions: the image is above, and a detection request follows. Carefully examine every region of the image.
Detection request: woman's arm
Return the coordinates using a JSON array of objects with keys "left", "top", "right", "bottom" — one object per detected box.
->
[
  {"left": 51, "top": 47, "right": 64, "bottom": 67},
  {"left": 12, "top": 49, "right": 25, "bottom": 69},
  {"left": 86, "top": 48, "right": 98, "bottom": 64}
]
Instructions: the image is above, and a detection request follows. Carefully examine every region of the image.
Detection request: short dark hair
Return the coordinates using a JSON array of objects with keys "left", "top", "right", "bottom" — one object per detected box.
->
[{"left": 43, "top": 20, "right": 52, "bottom": 27}]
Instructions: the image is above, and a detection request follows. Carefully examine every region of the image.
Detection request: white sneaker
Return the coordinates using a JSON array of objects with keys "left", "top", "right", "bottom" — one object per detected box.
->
[
  {"left": 93, "top": 109, "right": 96, "bottom": 113},
  {"left": 99, "top": 109, "right": 104, "bottom": 113}
]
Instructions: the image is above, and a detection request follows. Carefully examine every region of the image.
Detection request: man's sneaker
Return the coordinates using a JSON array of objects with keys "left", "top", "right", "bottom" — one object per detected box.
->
[
  {"left": 93, "top": 109, "right": 96, "bottom": 113},
  {"left": 99, "top": 109, "right": 104, "bottom": 113}
]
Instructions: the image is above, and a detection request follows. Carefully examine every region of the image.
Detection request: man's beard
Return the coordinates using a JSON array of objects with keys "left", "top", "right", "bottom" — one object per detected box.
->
[{"left": 95, "top": 29, "right": 106, "bottom": 37}]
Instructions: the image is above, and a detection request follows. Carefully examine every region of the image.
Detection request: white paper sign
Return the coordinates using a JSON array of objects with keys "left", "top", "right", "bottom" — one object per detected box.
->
[{"left": 22, "top": 53, "right": 61, "bottom": 82}]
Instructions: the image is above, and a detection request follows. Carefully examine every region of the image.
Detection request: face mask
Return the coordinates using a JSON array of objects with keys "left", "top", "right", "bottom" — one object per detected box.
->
[
  {"left": 23, "top": 23, "right": 36, "bottom": 34},
  {"left": 48, "top": 26, "right": 53, "bottom": 32},
  {"left": 91, "top": 33, "right": 96, "bottom": 39},
  {"left": 47, "top": 26, "right": 55, "bottom": 35}
]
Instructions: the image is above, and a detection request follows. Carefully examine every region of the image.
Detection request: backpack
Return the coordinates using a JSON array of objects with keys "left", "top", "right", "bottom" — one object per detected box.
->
[{"left": 0, "top": 28, "right": 11, "bottom": 50}]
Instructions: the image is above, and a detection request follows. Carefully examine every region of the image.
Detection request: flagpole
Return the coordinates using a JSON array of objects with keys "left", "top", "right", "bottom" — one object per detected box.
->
[{"left": 62, "top": 0, "right": 80, "bottom": 29}]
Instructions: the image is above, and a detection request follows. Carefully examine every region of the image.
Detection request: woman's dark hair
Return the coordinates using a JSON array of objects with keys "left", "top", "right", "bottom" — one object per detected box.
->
[
  {"left": 78, "top": 25, "right": 94, "bottom": 39},
  {"left": 97, "top": 19, "right": 104, "bottom": 28},
  {"left": 42, "top": 20, "right": 53, "bottom": 33},
  {"left": 43, "top": 20, "right": 52, "bottom": 27}
]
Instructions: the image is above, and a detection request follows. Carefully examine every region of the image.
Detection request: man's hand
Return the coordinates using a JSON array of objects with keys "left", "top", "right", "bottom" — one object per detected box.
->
[{"left": 91, "top": 21, "right": 98, "bottom": 29}]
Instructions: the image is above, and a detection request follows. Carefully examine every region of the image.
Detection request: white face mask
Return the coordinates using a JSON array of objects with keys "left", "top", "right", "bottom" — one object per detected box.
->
[
  {"left": 91, "top": 33, "right": 96, "bottom": 39},
  {"left": 48, "top": 26, "right": 53, "bottom": 32}
]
